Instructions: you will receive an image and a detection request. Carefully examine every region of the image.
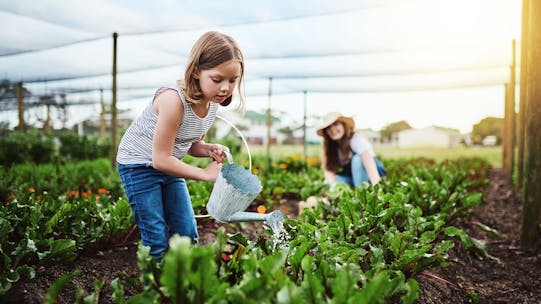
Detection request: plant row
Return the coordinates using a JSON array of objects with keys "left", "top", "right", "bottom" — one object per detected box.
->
[{"left": 30, "top": 156, "right": 491, "bottom": 303}]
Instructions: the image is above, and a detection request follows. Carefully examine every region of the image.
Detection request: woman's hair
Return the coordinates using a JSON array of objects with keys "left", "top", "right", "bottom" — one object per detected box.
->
[
  {"left": 321, "top": 121, "right": 354, "bottom": 173},
  {"left": 179, "top": 31, "right": 245, "bottom": 110}
]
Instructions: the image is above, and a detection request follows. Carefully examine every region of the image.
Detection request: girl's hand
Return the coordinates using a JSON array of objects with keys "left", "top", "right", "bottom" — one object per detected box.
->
[
  {"left": 209, "top": 144, "right": 229, "bottom": 163},
  {"left": 204, "top": 160, "right": 222, "bottom": 182}
]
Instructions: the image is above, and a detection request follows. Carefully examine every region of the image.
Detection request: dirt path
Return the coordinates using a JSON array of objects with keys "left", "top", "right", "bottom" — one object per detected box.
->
[{"left": 416, "top": 169, "right": 541, "bottom": 304}]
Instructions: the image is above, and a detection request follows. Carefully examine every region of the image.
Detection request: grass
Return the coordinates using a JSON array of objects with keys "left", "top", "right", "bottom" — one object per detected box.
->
[
  {"left": 374, "top": 145, "right": 502, "bottom": 168},
  {"left": 246, "top": 144, "right": 502, "bottom": 168}
]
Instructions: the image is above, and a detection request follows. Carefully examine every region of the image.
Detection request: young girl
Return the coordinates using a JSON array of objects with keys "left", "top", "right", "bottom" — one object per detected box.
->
[
  {"left": 116, "top": 31, "right": 245, "bottom": 261},
  {"left": 317, "top": 112, "right": 386, "bottom": 188}
]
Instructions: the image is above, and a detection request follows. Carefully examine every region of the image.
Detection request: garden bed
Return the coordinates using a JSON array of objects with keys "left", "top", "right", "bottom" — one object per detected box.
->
[{"left": 2, "top": 169, "right": 540, "bottom": 304}]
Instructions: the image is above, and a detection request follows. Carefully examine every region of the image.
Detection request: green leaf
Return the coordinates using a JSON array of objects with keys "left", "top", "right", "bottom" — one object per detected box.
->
[
  {"left": 471, "top": 221, "right": 500, "bottom": 238},
  {"left": 419, "top": 231, "right": 436, "bottom": 244},
  {"left": 110, "top": 278, "right": 126, "bottom": 304},
  {"left": 289, "top": 241, "right": 316, "bottom": 273},
  {"left": 44, "top": 269, "right": 81, "bottom": 304},
  {"left": 277, "top": 280, "right": 307, "bottom": 304},
  {"left": 354, "top": 270, "right": 391, "bottom": 304},
  {"left": 37, "top": 239, "right": 76, "bottom": 263},
  {"left": 395, "top": 245, "right": 431, "bottom": 269},
  {"left": 160, "top": 236, "right": 192, "bottom": 302},
  {"left": 331, "top": 265, "right": 359, "bottom": 303},
  {"left": 400, "top": 279, "right": 420, "bottom": 304},
  {"left": 82, "top": 279, "right": 104, "bottom": 304},
  {"left": 300, "top": 272, "right": 324, "bottom": 303}
]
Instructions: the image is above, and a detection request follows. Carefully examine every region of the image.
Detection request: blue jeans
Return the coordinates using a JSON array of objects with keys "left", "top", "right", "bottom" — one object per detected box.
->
[
  {"left": 335, "top": 154, "right": 386, "bottom": 187},
  {"left": 117, "top": 163, "right": 198, "bottom": 261}
]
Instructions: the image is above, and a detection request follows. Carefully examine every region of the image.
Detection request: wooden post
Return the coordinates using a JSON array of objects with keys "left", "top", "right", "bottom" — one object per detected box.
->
[
  {"left": 43, "top": 103, "right": 51, "bottom": 134},
  {"left": 17, "top": 82, "right": 25, "bottom": 132},
  {"left": 502, "top": 41, "right": 516, "bottom": 179},
  {"left": 99, "top": 88, "right": 105, "bottom": 138},
  {"left": 502, "top": 82, "right": 515, "bottom": 177},
  {"left": 521, "top": 0, "right": 541, "bottom": 250},
  {"left": 111, "top": 32, "right": 118, "bottom": 167},
  {"left": 518, "top": 0, "right": 530, "bottom": 190}
]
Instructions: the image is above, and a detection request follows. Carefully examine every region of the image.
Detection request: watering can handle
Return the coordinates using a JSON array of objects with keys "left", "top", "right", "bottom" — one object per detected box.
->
[{"left": 216, "top": 114, "right": 252, "bottom": 172}]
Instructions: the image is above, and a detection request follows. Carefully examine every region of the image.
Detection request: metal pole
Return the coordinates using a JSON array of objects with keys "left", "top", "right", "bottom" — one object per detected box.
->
[
  {"left": 17, "top": 82, "right": 25, "bottom": 132},
  {"left": 111, "top": 32, "right": 118, "bottom": 167},
  {"left": 303, "top": 90, "right": 307, "bottom": 160},
  {"left": 266, "top": 77, "right": 272, "bottom": 169}
]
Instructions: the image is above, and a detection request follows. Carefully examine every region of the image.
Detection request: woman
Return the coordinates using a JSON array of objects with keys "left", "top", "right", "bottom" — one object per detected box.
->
[{"left": 317, "top": 112, "right": 386, "bottom": 187}]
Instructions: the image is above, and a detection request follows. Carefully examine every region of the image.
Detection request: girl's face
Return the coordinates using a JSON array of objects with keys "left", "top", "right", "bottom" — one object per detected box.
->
[
  {"left": 325, "top": 121, "right": 345, "bottom": 141},
  {"left": 197, "top": 60, "right": 241, "bottom": 104}
]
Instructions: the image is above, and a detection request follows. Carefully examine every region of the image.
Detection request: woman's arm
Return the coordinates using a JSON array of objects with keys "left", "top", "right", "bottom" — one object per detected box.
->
[
  {"left": 323, "top": 169, "right": 337, "bottom": 185},
  {"left": 151, "top": 90, "right": 221, "bottom": 182},
  {"left": 360, "top": 151, "right": 381, "bottom": 185}
]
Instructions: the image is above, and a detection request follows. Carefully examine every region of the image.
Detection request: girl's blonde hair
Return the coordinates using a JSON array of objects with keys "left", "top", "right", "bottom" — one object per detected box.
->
[
  {"left": 321, "top": 121, "right": 355, "bottom": 173},
  {"left": 178, "top": 31, "right": 245, "bottom": 110}
]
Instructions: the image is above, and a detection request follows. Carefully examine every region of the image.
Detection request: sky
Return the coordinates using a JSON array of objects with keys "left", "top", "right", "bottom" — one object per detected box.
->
[{"left": 0, "top": 0, "right": 523, "bottom": 133}]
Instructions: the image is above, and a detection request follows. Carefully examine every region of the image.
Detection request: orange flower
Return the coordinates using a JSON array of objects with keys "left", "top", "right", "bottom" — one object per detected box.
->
[
  {"left": 97, "top": 188, "right": 108, "bottom": 194},
  {"left": 252, "top": 168, "right": 259, "bottom": 174},
  {"left": 6, "top": 194, "right": 16, "bottom": 201},
  {"left": 28, "top": 187, "right": 35, "bottom": 193},
  {"left": 279, "top": 163, "right": 287, "bottom": 169},
  {"left": 69, "top": 190, "right": 79, "bottom": 197},
  {"left": 257, "top": 205, "right": 266, "bottom": 214}
]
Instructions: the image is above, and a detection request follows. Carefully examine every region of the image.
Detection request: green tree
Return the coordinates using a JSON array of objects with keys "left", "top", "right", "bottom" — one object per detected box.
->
[
  {"left": 380, "top": 120, "right": 412, "bottom": 142},
  {"left": 471, "top": 117, "right": 503, "bottom": 145}
]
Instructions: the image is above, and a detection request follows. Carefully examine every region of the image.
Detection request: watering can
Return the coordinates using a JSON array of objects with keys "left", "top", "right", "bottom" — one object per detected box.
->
[{"left": 205, "top": 115, "right": 284, "bottom": 229}]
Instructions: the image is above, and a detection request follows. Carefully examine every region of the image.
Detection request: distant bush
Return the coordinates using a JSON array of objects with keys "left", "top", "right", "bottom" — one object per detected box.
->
[
  {"left": 0, "top": 131, "right": 112, "bottom": 166},
  {"left": 0, "top": 130, "right": 55, "bottom": 166},
  {"left": 58, "top": 132, "right": 111, "bottom": 161}
]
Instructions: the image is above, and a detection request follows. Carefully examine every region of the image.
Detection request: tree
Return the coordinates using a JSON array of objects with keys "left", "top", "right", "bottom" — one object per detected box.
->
[
  {"left": 471, "top": 117, "right": 503, "bottom": 145},
  {"left": 380, "top": 120, "right": 412, "bottom": 142}
]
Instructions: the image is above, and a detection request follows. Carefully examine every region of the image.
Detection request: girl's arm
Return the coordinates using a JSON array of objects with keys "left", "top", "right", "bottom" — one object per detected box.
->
[
  {"left": 151, "top": 90, "right": 221, "bottom": 182},
  {"left": 360, "top": 151, "right": 381, "bottom": 185},
  {"left": 188, "top": 140, "right": 228, "bottom": 163}
]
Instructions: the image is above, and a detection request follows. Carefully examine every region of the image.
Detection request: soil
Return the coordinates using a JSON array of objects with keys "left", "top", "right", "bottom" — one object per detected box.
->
[{"left": 2, "top": 168, "right": 540, "bottom": 303}]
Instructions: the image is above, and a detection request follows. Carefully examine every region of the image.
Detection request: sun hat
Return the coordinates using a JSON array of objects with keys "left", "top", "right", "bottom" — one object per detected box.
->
[{"left": 316, "top": 112, "right": 355, "bottom": 136}]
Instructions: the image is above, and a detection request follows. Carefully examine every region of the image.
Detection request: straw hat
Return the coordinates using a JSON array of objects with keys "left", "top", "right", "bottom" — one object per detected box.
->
[{"left": 316, "top": 112, "right": 355, "bottom": 136}]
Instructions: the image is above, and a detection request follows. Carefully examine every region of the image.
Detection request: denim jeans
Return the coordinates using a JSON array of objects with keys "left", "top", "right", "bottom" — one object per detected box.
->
[
  {"left": 335, "top": 154, "right": 386, "bottom": 187},
  {"left": 117, "top": 163, "right": 198, "bottom": 261}
]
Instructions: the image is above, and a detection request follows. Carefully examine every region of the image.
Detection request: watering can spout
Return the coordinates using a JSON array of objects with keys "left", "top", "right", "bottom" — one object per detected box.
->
[{"left": 227, "top": 210, "right": 284, "bottom": 231}]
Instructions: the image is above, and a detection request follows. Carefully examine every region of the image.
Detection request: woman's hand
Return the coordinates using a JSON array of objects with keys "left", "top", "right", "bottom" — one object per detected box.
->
[{"left": 208, "top": 144, "right": 229, "bottom": 163}]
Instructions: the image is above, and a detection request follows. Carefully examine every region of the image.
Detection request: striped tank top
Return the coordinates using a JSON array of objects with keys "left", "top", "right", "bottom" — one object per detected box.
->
[{"left": 116, "top": 85, "right": 218, "bottom": 165}]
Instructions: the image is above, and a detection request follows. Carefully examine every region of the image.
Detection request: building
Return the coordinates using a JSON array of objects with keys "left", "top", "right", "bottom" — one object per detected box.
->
[
  {"left": 397, "top": 126, "right": 462, "bottom": 148},
  {"left": 214, "top": 110, "right": 280, "bottom": 145}
]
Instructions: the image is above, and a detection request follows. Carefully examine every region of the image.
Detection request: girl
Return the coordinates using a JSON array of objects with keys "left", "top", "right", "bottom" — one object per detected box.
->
[
  {"left": 116, "top": 31, "right": 245, "bottom": 261},
  {"left": 317, "top": 112, "right": 386, "bottom": 188}
]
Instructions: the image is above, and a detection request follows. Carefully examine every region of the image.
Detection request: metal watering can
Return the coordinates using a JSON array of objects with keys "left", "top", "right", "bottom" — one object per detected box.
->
[{"left": 205, "top": 115, "right": 284, "bottom": 228}]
